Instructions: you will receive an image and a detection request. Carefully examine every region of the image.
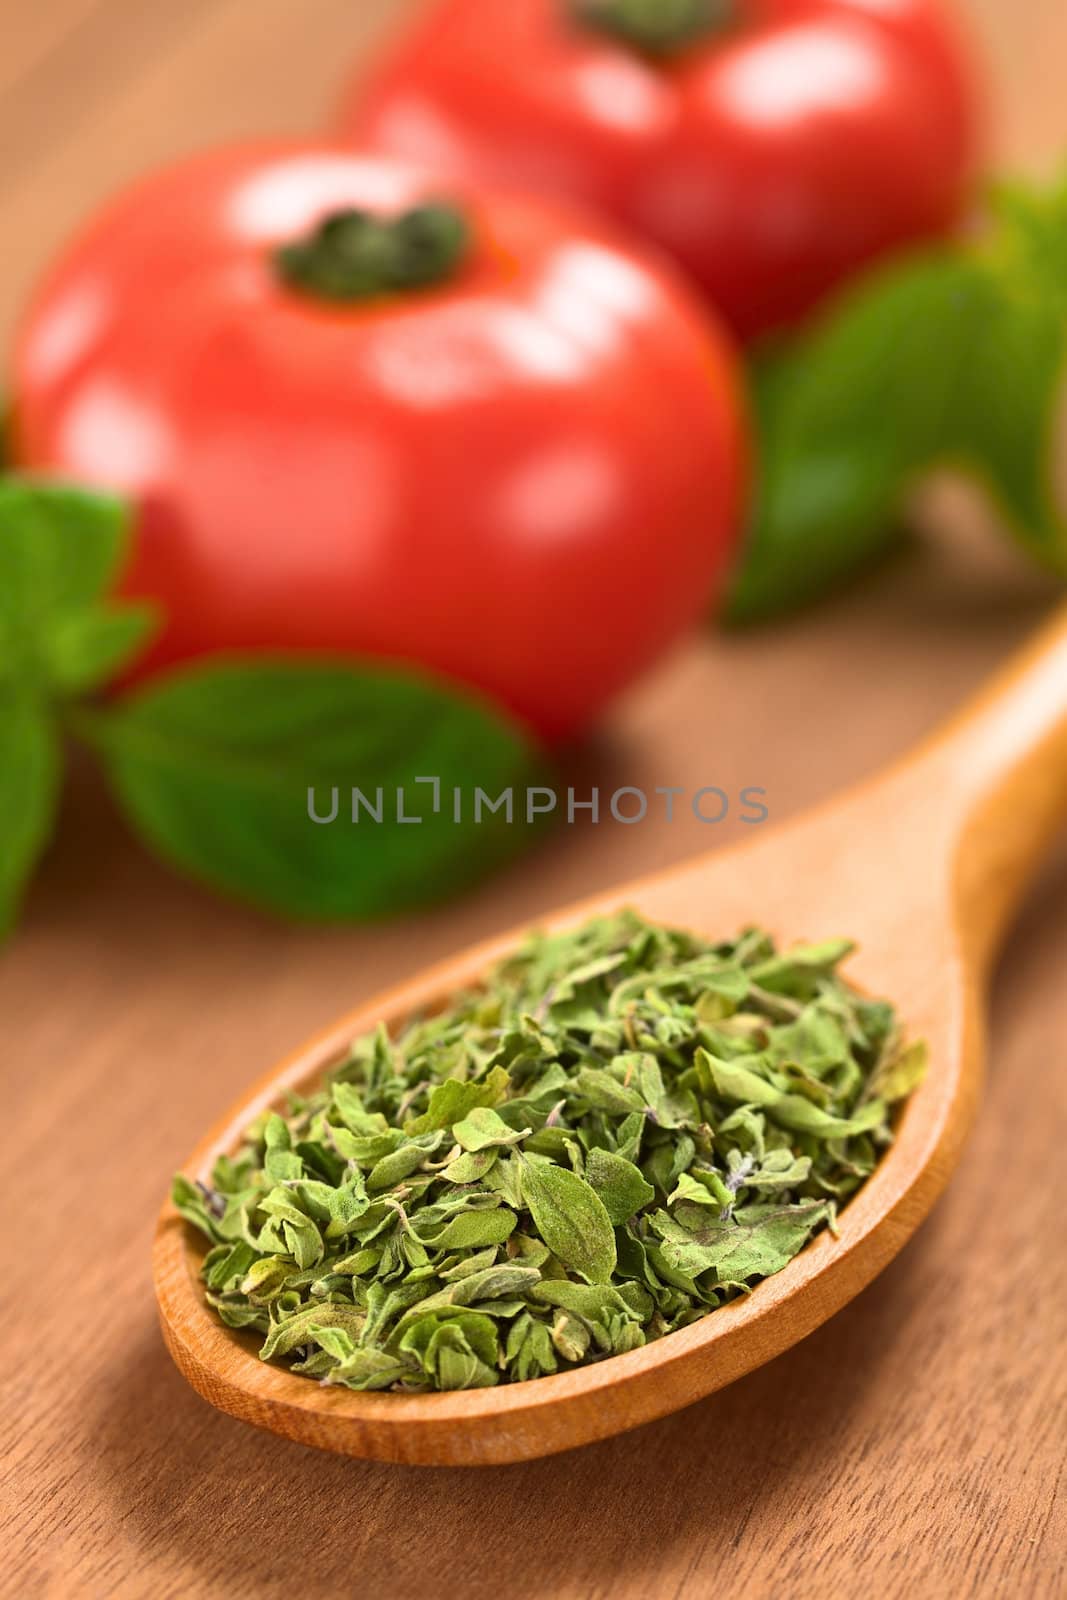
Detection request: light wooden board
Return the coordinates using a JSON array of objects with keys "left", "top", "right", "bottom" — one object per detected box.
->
[{"left": 1, "top": 2, "right": 1065, "bottom": 1595}]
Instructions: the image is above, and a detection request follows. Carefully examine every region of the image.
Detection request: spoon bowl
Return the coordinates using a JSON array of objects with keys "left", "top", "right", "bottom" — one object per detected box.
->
[{"left": 155, "top": 608, "right": 1067, "bottom": 1464}]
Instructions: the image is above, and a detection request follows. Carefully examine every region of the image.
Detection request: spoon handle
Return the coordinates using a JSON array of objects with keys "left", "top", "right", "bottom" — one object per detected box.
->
[{"left": 926, "top": 601, "right": 1067, "bottom": 969}]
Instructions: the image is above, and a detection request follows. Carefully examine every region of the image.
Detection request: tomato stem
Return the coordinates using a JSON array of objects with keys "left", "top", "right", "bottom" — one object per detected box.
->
[
  {"left": 275, "top": 204, "right": 470, "bottom": 303},
  {"left": 571, "top": 0, "right": 735, "bottom": 57}
]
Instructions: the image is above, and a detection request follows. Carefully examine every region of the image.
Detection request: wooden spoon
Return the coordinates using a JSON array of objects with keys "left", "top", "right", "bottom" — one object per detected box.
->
[{"left": 155, "top": 606, "right": 1067, "bottom": 1466}]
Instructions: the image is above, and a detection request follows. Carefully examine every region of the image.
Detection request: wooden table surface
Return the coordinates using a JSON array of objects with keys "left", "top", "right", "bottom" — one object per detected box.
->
[{"left": 3, "top": 3, "right": 1066, "bottom": 1596}]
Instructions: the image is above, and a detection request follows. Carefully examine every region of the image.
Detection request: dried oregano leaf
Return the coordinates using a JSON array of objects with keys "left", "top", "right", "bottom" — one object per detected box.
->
[
  {"left": 585, "top": 1148, "right": 656, "bottom": 1225},
  {"left": 174, "top": 911, "right": 925, "bottom": 1391},
  {"left": 519, "top": 1159, "right": 616, "bottom": 1285}
]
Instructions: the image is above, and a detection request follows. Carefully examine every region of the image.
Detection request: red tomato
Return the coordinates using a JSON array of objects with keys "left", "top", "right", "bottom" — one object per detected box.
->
[
  {"left": 338, "top": 0, "right": 980, "bottom": 340},
  {"left": 12, "top": 144, "right": 746, "bottom": 743}
]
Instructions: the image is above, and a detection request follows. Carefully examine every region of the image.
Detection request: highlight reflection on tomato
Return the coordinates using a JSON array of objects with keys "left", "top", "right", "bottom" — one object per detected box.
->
[
  {"left": 12, "top": 144, "right": 747, "bottom": 743},
  {"left": 340, "top": 0, "right": 980, "bottom": 340}
]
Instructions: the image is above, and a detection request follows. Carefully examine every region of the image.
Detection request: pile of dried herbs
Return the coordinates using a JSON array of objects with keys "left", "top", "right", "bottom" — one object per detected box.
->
[{"left": 174, "top": 911, "right": 926, "bottom": 1391}]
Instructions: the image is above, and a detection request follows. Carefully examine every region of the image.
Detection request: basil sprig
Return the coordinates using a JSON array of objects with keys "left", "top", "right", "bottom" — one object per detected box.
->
[
  {"left": 0, "top": 698, "right": 60, "bottom": 939},
  {"left": 0, "top": 483, "right": 156, "bottom": 933},
  {"left": 729, "top": 172, "right": 1067, "bottom": 621},
  {"left": 0, "top": 480, "right": 545, "bottom": 933}
]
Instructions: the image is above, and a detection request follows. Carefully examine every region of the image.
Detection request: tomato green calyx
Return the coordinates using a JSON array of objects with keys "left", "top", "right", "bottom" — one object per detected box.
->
[
  {"left": 572, "top": 0, "right": 735, "bottom": 58},
  {"left": 275, "top": 204, "right": 471, "bottom": 303}
]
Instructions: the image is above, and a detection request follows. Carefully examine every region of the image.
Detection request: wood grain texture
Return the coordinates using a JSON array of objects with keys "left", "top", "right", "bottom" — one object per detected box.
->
[{"left": 2, "top": 0, "right": 1066, "bottom": 1593}]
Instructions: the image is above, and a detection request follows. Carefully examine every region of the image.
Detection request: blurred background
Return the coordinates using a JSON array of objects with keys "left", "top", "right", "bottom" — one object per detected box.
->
[
  {"left": 3, "top": 0, "right": 1067, "bottom": 358},
  {"left": 4, "top": 4, "right": 1066, "bottom": 1597}
]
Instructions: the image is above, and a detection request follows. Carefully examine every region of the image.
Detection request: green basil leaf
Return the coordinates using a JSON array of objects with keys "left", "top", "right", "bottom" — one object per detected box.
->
[
  {"left": 728, "top": 252, "right": 982, "bottom": 622},
  {"left": 41, "top": 605, "right": 158, "bottom": 694},
  {"left": 945, "top": 179, "right": 1067, "bottom": 574},
  {"left": 728, "top": 171, "right": 1067, "bottom": 622},
  {"left": 520, "top": 1159, "right": 617, "bottom": 1285},
  {"left": 80, "top": 659, "right": 547, "bottom": 919},
  {"left": 0, "top": 695, "right": 61, "bottom": 936},
  {"left": 0, "top": 478, "right": 152, "bottom": 700},
  {"left": 0, "top": 479, "right": 130, "bottom": 626}
]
